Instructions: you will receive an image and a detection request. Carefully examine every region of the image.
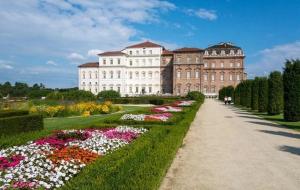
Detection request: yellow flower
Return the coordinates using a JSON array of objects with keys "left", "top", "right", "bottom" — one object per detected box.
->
[
  {"left": 101, "top": 105, "right": 110, "bottom": 113},
  {"left": 29, "top": 106, "right": 38, "bottom": 114},
  {"left": 103, "top": 101, "right": 112, "bottom": 107},
  {"left": 82, "top": 111, "right": 90, "bottom": 117}
]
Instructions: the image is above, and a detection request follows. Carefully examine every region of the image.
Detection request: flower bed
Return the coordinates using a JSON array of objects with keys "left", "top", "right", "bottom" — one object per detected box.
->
[
  {"left": 173, "top": 100, "right": 195, "bottom": 107},
  {"left": 0, "top": 126, "right": 147, "bottom": 189},
  {"left": 120, "top": 113, "right": 173, "bottom": 122},
  {"left": 151, "top": 106, "right": 182, "bottom": 113}
]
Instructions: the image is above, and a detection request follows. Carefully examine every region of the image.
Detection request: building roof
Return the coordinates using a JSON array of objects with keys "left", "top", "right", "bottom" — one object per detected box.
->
[
  {"left": 206, "top": 42, "right": 241, "bottom": 50},
  {"left": 98, "top": 51, "right": 126, "bottom": 56},
  {"left": 126, "top": 41, "right": 162, "bottom": 49},
  {"left": 173, "top": 47, "right": 203, "bottom": 53},
  {"left": 78, "top": 62, "right": 99, "bottom": 68},
  {"left": 162, "top": 49, "right": 173, "bottom": 55}
]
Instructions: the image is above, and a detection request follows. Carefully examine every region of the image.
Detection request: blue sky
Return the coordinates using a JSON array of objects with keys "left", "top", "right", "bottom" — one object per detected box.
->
[{"left": 0, "top": 0, "right": 300, "bottom": 88}]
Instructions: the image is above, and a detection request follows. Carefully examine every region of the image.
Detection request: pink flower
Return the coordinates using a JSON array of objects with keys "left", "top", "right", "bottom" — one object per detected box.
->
[
  {"left": 0, "top": 155, "right": 25, "bottom": 170},
  {"left": 103, "top": 129, "right": 138, "bottom": 142}
]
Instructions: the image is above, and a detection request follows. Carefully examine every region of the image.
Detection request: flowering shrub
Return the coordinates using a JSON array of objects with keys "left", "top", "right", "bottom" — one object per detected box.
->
[
  {"left": 28, "top": 102, "right": 121, "bottom": 118},
  {"left": 151, "top": 106, "right": 182, "bottom": 113},
  {"left": 173, "top": 100, "right": 195, "bottom": 107},
  {"left": 121, "top": 113, "right": 173, "bottom": 122},
  {"left": 0, "top": 126, "right": 147, "bottom": 189}
]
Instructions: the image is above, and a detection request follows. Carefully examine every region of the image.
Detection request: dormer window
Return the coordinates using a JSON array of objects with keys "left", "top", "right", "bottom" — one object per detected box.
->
[
  {"left": 237, "top": 49, "right": 242, "bottom": 55},
  {"left": 204, "top": 50, "right": 209, "bottom": 55},
  {"left": 221, "top": 50, "right": 225, "bottom": 55},
  {"left": 103, "top": 59, "right": 106, "bottom": 65},
  {"left": 230, "top": 49, "right": 234, "bottom": 55},
  {"left": 212, "top": 50, "right": 217, "bottom": 55}
]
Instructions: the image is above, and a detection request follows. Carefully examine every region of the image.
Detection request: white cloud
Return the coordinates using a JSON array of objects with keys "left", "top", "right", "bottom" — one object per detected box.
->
[
  {"left": 0, "top": 60, "right": 13, "bottom": 69},
  {"left": 187, "top": 8, "right": 217, "bottom": 21},
  {"left": 87, "top": 49, "right": 103, "bottom": 57},
  {"left": 67, "top": 53, "right": 85, "bottom": 63},
  {"left": 247, "top": 41, "right": 300, "bottom": 77},
  {"left": 46, "top": 60, "right": 57, "bottom": 66}
]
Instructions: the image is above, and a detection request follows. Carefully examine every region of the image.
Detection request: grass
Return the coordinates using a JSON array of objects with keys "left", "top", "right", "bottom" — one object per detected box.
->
[
  {"left": 234, "top": 105, "right": 300, "bottom": 131},
  {"left": 0, "top": 100, "right": 204, "bottom": 189}
]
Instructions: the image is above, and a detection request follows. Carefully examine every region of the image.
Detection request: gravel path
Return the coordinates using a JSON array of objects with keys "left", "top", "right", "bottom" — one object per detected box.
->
[{"left": 160, "top": 99, "right": 300, "bottom": 190}]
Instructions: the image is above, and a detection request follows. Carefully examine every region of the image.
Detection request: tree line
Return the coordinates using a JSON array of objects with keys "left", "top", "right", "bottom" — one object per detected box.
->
[{"left": 219, "top": 59, "right": 300, "bottom": 122}]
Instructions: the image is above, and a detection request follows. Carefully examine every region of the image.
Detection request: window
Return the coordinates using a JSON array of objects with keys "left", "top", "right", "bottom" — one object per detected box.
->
[
  {"left": 149, "top": 72, "right": 152, "bottom": 79},
  {"left": 95, "top": 82, "right": 98, "bottom": 85},
  {"left": 129, "top": 60, "right": 132, "bottom": 66},
  {"left": 230, "top": 63, "right": 233, "bottom": 67},
  {"left": 149, "top": 59, "right": 152, "bottom": 65},
  {"left": 204, "top": 86, "right": 207, "bottom": 93},
  {"left": 142, "top": 59, "right": 146, "bottom": 65},
  {"left": 129, "top": 87, "right": 132, "bottom": 93},
  {"left": 135, "top": 86, "right": 139, "bottom": 93},
  {"left": 117, "top": 71, "right": 121, "bottom": 79},
  {"left": 177, "top": 71, "right": 181, "bottom": 78},
  {"left": 212, "top": 50, "right": 217, "bottom": 55},
  {"left": 230, "top": 50, "right": 234, "bottom": 55},
  {"left": 82, "top": 71, "right": 85, "bottom": 79},
  {"left": 142, "top": 71, "right": 146, "bottom": 78},
  {"left": 187, "top": 57, "right": 191, "bottom": 63},
  {"left": 89, "top": 82, "right": 92, "bottom": 86},
  {"left": 195, "top": 71, "right": 199, "bottom": 78},
  {"left": 103, "top": 59, "right": 106, "bottom": 65},
  {"left": 95, "top": 71, "right": 98, "bottom": 79},
  {"left": 212, "top": 86, "right": 216, "bottom": 93},
  {"left": 155, "top": 71, "right": 159, "bottom": 77},
  {"left": 82, "top": 82, "right": 85, "bottom": 86},
  {"left": 110, "top": 71, "right": 113, "bottom": 79},
  {"left": 143, "top": 50, "right": 146, "bottom": 55},
  {"left": 95, "top": 88, "right": 98, "bottom": 93},
  {"left": 110, "top": 86, "right": 113, "bottom": 90},
  {"left": 135, "top": 59, "right": 139, "bottom": 66},
  {"left": 221, "top": 62, "right": 224, "bottom": 68},
  {"left": 177, "top": 57, "right": 181, "bottom": 63},
  {"left": 103, "top": 71, "right": 106, "bottom": 79},
  {"left": 110, "top": 59, "right": 113, "bottom": 65},
  {"left": 149, "top": 50, "right": 152, "bottom": 54},
  {"left": 221, "top": 50, "right": 225, "bottom": 55},
  {"left": 103, "top": 86, "right": 106, "bottom": 91},
  {"left": 220, "top": 74, "right": 224, "bottom": 81},
  {"left": 237, "top": 74, "right": 240, "bottom": 81},
  {"left": 204, "top": 63, "right": 208, "bottom": 68},
  {"left": 129, "top": 51, "right": 132, "bottom": 55},
  {"left": 204, "top": 74, "right": 208, "bottom": 81},
  {"left": 117, "top": 86, "right": 120, "bottom": 92},
  {"left": 211, "top": 74, "right": 215, "bottom": 81},
  {"left": 196, "top": 57, "right": 199, "bottom": 63},
  {"left": 236, "top": 62, "right": 240, "bottom": 67},
  {"left": 89, "top": 71, "right": 92, "bottom": 79},
  {"left": 204, "top": 51, "right": 209, "bottom": 56},
  {"left": 187, "top": 71, "right": 191, "bottom": 79},
  {"left": 129, "top": 72, "right": 132, "bottom": 79},
  {"left": 118, "top": 59, "right": 121, "bottom": 65},
  {"left": 149, "top": 87, "right": 152, "bottom": 93},
  {"left": 212, "top": 63, "right": 215, "bottom": 68},
  {"left": 135, "top": 72, "right": 139, "bottom": 79},
  {"left": 230, "top": 74, "right": 233, "bottom": 81},
  {"left": 136, "top": 50, "right": 139, "bottom": 55}
]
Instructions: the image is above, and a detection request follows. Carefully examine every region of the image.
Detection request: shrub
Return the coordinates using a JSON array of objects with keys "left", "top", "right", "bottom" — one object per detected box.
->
[
  {"left": 258, "top": 77, "right": 268, "bottom": 112},
  {"left": 251, "top": 77, "right": 260, "bottom": 110},
  {"left": 234, "top": 84, "right": 241, "bottom": 105},
  {"left": 239, "top": 80, "right": 252, "bottom": 107},
  {"left": 186, "top": 91, "right": 205, "bottom": 102},
  {"left": 149, "top": 99, "right": 164, "bottom": 105},
  {"left": 283, "top": 59, "right": 300, "bottom": 121},
  {"left": 0, "top": 114, "right": 43, "bottom": 136},
  {"left": 268, "top": 71, "right": 283, "bottom": 115},
  {"left": 47, "top": 90, "right": 96, "bottom": 101},
  {"left": 107, "top": 96, "right": 180, "bottom": 105},
  {"left": 97, "top": 90, "right": 120, "bottom": 99},
  {"left": 0, "top": 110, "right": 29, "bottom": 118}
]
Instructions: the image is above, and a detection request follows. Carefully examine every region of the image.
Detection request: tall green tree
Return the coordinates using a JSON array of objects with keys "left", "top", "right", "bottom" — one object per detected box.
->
[
  {"left": 268, "top": 71, "right": 283, "bottom": 115},
  {"left": 245, "top": 80, "right": 253, "bottom": 108},
  {"left": 283, "top": 59, "right": 300, "bottom": 121},
  {"left": 251, "top": 77, "right": 259, "bottom": 110},
  {"left": 234, "top": 84, "right": 241, "bottom": 105},
  {"left": 258, "top": 77, "right": 268, "bottom": 112}
]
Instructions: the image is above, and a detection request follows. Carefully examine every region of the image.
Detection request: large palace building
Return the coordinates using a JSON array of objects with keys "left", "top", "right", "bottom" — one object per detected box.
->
[{"left": 78, "top": 41, "right": 246, "bottom": 97}]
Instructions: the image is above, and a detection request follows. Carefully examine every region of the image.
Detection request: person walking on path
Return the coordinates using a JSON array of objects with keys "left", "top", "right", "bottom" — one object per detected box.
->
[{"left": 224, "top": 96, "right": 228, "bottom": 104}]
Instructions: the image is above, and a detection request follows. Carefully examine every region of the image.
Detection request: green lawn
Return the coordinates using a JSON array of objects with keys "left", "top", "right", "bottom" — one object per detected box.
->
[{"left": 235, "top": 105, "right": 300, "bottom": 131}]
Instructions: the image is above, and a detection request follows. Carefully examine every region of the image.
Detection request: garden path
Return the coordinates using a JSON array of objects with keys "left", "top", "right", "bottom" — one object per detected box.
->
[{"left": 160, "top": 99, "right": 300, "bottom": 190}]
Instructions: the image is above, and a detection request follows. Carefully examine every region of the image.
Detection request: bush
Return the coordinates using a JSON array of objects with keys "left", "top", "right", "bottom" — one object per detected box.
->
[
  {"left": 148, "top": 99, "right": 164, "bottom": 105},
  {"left": 47, "top": 90, "right": 96, "bottom": 101},
  {"left": 0, "top": 114, "right": 43, "bottom": 136},
  {"left": 234, "top": 84, "right": 241, "bottom": 105},
  {"left": 186, "top": 91, "right": 205, "bottom": 102},
  {"left": 283, "top": 59, "right": 300, "bottom": 121},
  {"left": 0, "top": 110, "right": 29, "bottom": 118},
  {"left": 251, "top": 77, "right": 259, "bottom": 110},
  {"left": 258, "top": 77, "right": 268, "bottom": 112},
  {"left": 97, "top": 90, "right": 120, "bottom": 99},
  {"left": 268, "top": 71, "right": 283, "bottom": 115},
  {"left": 107, "top": 96, "right": 180, "bottom": 105}
]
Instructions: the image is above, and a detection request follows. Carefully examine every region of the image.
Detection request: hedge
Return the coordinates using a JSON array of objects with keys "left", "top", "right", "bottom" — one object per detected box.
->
[
  {"left": 251, "top": 77, "right": 259, "bottom": 110},
  {"left": 283, "top": 59, "right": 300, "bottom": 121},
  {"left": 97, "top": 90, "right": 120, "bottom": 99},
  {"left": 258, "top": 77, "right": 268, "bottom": 112},
  {"left": 107, "top": 96, "right": 180, "bottom": 105},
  {"left": 0, "top": 110, "right": 29, "bottom": 118},
  {"left": 186, "top": 91, "right": 205, "bottom": 102},
  {"left": 268, "top": 71, "right": 283, "bottom": 115},
  {"left": 0, "top": 114, "right": 43, "bottom": 136}
]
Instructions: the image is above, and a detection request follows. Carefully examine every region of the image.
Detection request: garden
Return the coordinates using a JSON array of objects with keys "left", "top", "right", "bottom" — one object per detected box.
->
[{"left": 0, "top": 91, "right": 205, "bottom": 189}]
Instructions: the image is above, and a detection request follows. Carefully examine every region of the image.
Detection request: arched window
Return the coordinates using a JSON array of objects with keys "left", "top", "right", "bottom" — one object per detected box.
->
[
  {"left": 148, "top": 71, "right": 152, "bottom": 79},
  {"left": 142, "top": 71, "right": 146, "bottom": 78},
  {"left": 117, "top": 71, "right": 121, "bottom": 79},
  {"left": 135, "top": 71, "right": 139, "bottom": 79}
]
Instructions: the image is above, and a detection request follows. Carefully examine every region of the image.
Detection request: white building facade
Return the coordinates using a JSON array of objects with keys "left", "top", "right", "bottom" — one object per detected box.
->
[{"left": 78, "top": 41, "right": 164, "bottom": 96}]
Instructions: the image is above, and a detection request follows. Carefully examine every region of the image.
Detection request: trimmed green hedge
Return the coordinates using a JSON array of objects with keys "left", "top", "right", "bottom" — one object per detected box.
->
[
  {"left": 0, "top": 110, "right": 29, "bottom": 118},
  {"left": 107, "top": 96, "right": 180, "bottom": 105},
  {"left": 0, "top": 114, "right": 43, "bottom": 136}
]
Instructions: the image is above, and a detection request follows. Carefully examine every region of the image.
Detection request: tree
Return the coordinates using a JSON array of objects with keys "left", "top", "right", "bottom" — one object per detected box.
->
[
  {"left": 186, "top": 91, "right": 205, "bottom": 102},
  {"left": 283, "top": 59, "right": 300, "bottom": 121},
  {"left": 12, "top": 82, "right": 29, "bottom": 97},
  {"left": 97, "top": 90, "right": 120, "bottom": 99},
  {"left": 268, "top": 71, "right": 283, "bottom": 115},
  {"left": 0, "top": 82, "right": 12, "bottom": 96},
  {"left": 251, "top": 77, "right": 260, "bottom": 110},
  {"left": 258, "top": 77, "right": 268, "bottom": 112},
  {"left": 234, "top": 84, "right": 241, "bottom": 105}
]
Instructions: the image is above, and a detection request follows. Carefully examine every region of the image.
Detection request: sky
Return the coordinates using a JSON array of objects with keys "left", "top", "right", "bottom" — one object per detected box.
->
[{"left": 0, "top": 0, "right": 300, "bottom": 88}]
